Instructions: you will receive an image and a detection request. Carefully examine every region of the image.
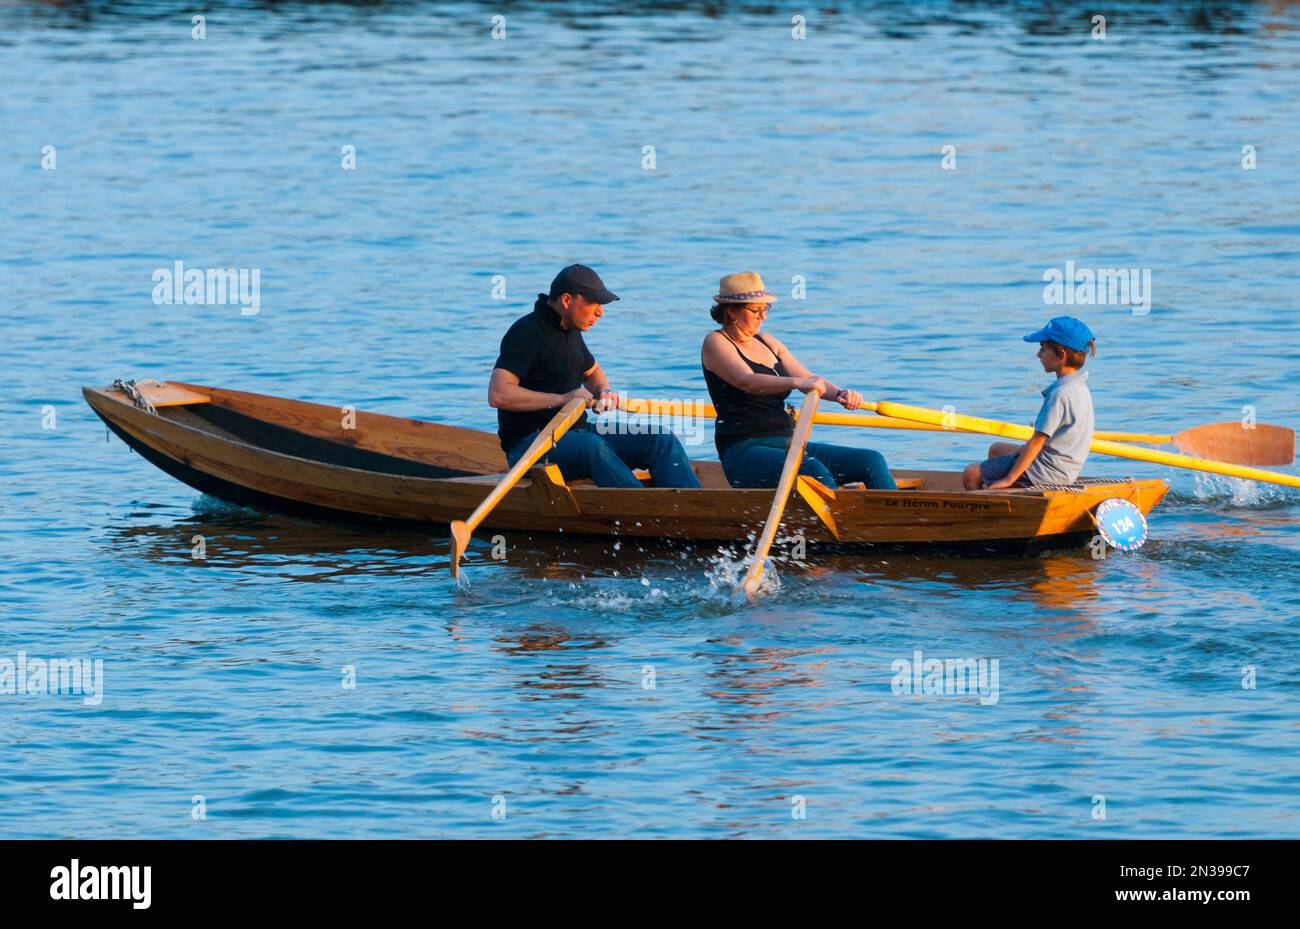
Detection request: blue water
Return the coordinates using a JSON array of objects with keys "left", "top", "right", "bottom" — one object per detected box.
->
[{"left": 2, "top": 0, "right": 1299, "bottom": 838}]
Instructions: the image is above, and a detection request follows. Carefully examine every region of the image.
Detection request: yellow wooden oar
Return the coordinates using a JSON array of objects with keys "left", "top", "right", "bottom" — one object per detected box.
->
[
  {"left": 814, "top": 410, "right": 1293, "bottom": 463},
  {"left": 623, "top": 398, "right": 937, "bottom": 432},
  {"left": 450, "top": 398, "right": 587, "bottom": 578},
  {"left": 874, "top": 399, "right": 1300, "bottom": 489},
  {"left": 818, "top": 411, "right": 1293, "bottom": 463},
  {"left": 741, "top": 391, "right": 821, "bottom": 602},
  {"left": 624, "top": 399, "right": 1295, "bottom": 465}
]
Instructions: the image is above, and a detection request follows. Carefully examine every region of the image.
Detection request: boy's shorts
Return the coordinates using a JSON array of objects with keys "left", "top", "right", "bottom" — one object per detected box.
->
[{"left": 979, "top": 454, "right": 1034, "bottom": 488}]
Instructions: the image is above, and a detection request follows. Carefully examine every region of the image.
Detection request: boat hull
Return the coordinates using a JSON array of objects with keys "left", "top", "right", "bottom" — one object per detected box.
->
[{"left": 84, "top": 381, "right": 1169, "bottom": 553}]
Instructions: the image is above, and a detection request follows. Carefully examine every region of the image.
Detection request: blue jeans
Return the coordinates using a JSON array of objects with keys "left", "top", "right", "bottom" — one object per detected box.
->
[
  {"left": 506, "top": 426, "right": 701, "bottom": 489},
  {"left": 978, "top": 453, "right": 1033, "bottom": 487},
  {"left": 720, "top": 436, "right": 898, "bottom": 490}
]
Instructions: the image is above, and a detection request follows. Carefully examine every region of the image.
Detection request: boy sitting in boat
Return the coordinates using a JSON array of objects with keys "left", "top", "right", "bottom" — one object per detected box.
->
[{"left": 963, "top": 316, "right": 1096, "bottom": 491}]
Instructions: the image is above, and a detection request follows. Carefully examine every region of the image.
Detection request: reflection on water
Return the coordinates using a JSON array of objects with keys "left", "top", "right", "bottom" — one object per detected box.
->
[
  {"left": 495, "top": 628, "right": 612, "bottom": 701},
  {"left": 98, "top": 497, "right": 1296, "bottom": 634},
  {"left": 106, "top": 504, "right": 1118, "bottom": 602},
  {"left": 698, "top": 642, "right": 836, "bottom": 719},
  {"left": 1026, "top": 556, "right": 1102, "bottom": 616}
]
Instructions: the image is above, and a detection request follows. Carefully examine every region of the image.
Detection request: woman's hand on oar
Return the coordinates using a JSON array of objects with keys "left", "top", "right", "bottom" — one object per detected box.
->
[
  {"left": 449, "top": 398, "right": 587, "bottom": 579},
  {"left": 873, "top": 399, "right": 1300, "bottom": 490},
  {"left": 741, "top": 390, "right": 821, "bottom": 602}
]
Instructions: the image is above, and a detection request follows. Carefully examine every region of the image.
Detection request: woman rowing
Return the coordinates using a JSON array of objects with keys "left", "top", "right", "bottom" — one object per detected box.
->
[{"left": 700, "top": 272, "right": 898, "bottom": 490}]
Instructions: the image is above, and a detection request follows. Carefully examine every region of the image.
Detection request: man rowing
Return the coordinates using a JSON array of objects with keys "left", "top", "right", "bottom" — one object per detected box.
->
[{"left": 488, "top": 264, "right": 701, "bottom": 489}]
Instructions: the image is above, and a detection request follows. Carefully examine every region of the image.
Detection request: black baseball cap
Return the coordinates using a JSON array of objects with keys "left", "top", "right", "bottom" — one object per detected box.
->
[{"left": 548, "top": 264, "right": 619, "bottom": 304}]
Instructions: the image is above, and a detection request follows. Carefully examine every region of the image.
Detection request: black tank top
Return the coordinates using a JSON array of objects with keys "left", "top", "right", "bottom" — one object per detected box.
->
[{"left": 702, "top": 332, "right": 794, "bottom": 457}]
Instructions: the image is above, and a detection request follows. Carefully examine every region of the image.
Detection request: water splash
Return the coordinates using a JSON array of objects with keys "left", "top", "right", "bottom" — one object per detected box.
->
[
  {"left": 702, "top": 544, "right": 784, "bottom": 606},
  {"left": 191, "top": 494, "right": 265, "bottom": 519},
  {"left": 1165, "top": 472, "right": 1297, "bottom": 508}
]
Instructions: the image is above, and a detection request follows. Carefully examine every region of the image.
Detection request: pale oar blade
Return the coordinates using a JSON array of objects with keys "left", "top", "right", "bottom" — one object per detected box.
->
[
  {"left": 449, "top": 520, "right": 472, "bottom": 580},
  {"left": 1171, "top": 422, "right": 1295, "bottom": 466},
  {"left": 741, "top": 391, "right": 821, "bottom": 602}
]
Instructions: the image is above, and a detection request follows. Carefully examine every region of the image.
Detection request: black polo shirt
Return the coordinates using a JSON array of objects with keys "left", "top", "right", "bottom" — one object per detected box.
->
[{"left": 494, "top": 296, "right": 596, "bottom": 452}]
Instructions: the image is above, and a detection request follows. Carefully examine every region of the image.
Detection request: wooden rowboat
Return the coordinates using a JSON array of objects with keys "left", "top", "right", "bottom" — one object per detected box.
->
[{"left": 83, "top": 380, "right": 1169, "bottom": 554}]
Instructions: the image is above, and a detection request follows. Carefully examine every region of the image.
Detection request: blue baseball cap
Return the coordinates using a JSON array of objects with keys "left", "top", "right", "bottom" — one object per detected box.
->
[{"left": 1023, "top": 316, "right": 1095, "bottom": 352}]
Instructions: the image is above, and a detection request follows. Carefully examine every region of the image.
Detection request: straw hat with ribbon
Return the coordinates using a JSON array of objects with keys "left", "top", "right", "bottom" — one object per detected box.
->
[{"left": 714, "top": 272, "right": 778, "bottom": 305}]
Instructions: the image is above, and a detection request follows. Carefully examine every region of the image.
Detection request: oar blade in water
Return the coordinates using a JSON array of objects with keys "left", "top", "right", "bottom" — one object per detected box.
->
[
  {"left": 741, "top": 391, "right": 821, "bottom": 601},
  {"left": 1172, "top": 422, "right": 1295, "bottom": 466},
  {"left": 447, "top": 397, "right": 587, "bottom": 578},
  {"left": 449, "top": 519, "right": 471, "bottom": 580}
]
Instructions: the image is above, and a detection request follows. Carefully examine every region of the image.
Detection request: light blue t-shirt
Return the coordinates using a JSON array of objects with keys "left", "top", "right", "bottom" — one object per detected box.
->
[{"left": 1025, "top": 370, "right": 1094, "bottom": 485}]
